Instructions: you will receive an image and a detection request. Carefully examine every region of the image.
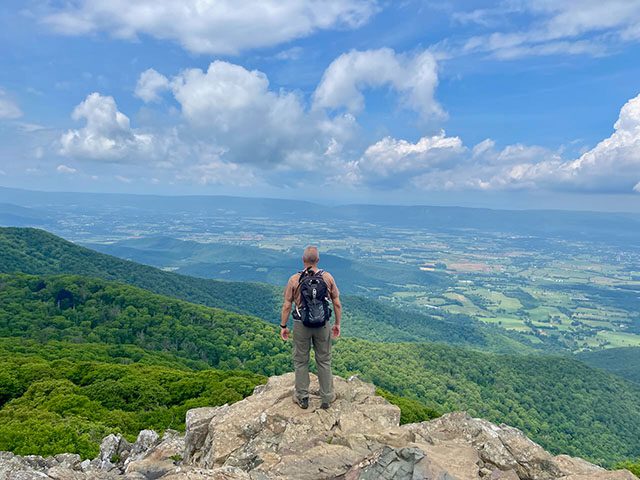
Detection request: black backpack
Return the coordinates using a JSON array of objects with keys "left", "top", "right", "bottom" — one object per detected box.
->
[{"left": 295, "top": 268, "right": 332, "bottom": 328}]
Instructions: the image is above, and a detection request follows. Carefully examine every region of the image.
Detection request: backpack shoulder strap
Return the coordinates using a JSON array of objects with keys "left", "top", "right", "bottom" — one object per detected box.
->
[{"left": 298, "top": 267, "right": 313, "bottom": 283}]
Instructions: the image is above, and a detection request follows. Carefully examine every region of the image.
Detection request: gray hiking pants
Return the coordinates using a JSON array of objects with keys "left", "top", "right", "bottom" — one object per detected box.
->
[{"left": 292, "top": 320, "right": 334, "bottom": 404}]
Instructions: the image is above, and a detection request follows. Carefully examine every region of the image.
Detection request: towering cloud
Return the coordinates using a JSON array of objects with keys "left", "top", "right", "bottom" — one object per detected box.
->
[
  {"left": 146, "top": 61, "right": 356, "bottom": 170},
  {"left": 60, "top": 93, "right": 153, "bottom": 161},
  {"left": 59, "top": 51, "right": 640, "bottom": 195},
  {"left": 512, "top": 92, "right": 640, "bottom": 192}
]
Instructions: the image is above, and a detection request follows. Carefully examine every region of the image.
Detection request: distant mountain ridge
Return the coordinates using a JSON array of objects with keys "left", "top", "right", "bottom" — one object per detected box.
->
[
  {"left": 0, "top": 202, "right": 48, "bottom": 226},
  {"left": 2, "top": 185, "right": 639, "bottom": 242}
]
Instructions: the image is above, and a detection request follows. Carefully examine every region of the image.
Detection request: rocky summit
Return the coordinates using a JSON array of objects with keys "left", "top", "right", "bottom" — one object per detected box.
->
[{"left": 0, "top": 373, "right": 636, "bottom": 480}]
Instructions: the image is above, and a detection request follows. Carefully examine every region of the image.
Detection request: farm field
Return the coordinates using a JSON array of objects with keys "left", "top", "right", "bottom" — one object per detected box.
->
[{"left": 387, "top": 254, "right": 640, "bottom": 351}]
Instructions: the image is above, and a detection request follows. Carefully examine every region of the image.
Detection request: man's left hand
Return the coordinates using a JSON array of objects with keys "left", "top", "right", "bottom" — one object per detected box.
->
[{"left": 331, "top": 324, "right": 340, "bottom": 339}]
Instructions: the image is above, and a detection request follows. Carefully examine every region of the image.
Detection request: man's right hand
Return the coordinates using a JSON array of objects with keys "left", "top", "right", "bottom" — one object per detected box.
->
[{"left": 280, "top": 327, "right": 290, "bottom": 341}]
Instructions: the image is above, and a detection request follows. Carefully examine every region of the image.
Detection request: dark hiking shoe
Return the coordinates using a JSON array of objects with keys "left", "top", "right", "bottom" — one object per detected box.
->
[
  {"left": 297, "top": 397, "right": 309, "bottom": 409},
  {"left": 320, "top": 401, "right": 330, "bottom": 410}
]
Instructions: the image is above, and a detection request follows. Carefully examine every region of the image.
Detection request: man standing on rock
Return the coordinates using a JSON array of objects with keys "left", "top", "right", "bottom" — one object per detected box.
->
[{"left": 280, "top": 245, "right": 341, "bottom": 410}]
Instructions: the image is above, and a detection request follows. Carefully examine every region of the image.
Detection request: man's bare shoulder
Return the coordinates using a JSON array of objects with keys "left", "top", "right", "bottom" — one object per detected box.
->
[
  {"left": 321, "top": 270, "right": 337, "bottom": 283},
  {"left": 287, "top": 272, "right": 301, "bottom": 285}
]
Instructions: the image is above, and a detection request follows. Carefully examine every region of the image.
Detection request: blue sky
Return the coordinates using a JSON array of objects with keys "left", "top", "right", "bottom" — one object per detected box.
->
[{"left": 1, "top": 0, "right": 640, "bottom": 211}]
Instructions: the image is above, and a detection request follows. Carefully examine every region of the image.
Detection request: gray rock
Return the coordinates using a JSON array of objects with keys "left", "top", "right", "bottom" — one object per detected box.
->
[
  {"left": 45, "top": 466, "right": 88, "bottom": 480},
  {"left": 131, "top": 429, "right": 160, "bottom": 457},
  {"left": 183, "top": 374, "right": 636, "bottom": 480},
  {"left": 78, "top": 460, "right": 91, "bottom": 473},
  {"left": 184, "top": 406, "right": 229, "bottom": 464},
  {"left": 23, "top": 455, "right": 53, "bottom": 470},
  {"left": 0, "top": 452, "right": 50, "bottom": 480},
  {"left": 159, "top": 466, "right": 252, "bottom": 479},
  {"left": 122, "top": 474, "right": 147, "bottom": 480},
  {"left": 99, "top": 434, "right": 124, "bottom": 470},
  {"left": 125, "top": 428, "right": 185, "bottom": 479},
  {"left": 52, "top": 454, "right": 81, "bottom": 470},
  {"left": 489, "top": 469, "right": 520, "bottom": 479},
  {"left": 406, "top": 412, "right": 561, "bottom": 480},
  {"left": 195, "top": 373, "right": 401, "bottom": 479},
  {"left": 344, "top": 446, "right": 426, "bottom": 480}
]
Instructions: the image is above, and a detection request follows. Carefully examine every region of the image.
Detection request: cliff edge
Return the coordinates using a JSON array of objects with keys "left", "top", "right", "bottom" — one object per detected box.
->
[{"left": 0, "top": 373, "right": 636, "bottom": 480}]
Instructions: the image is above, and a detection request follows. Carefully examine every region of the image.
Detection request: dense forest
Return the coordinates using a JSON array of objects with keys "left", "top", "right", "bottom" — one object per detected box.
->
[
  {"left": 0, "top": 227, "right": 557, "bottom": 354},
  {"left": 0, "top": 338, "right": 437, "bottom": 459},
  {"left": 1, "top": 272, "right": 640, "bottom": 465},
  {"left": 0, "top": 340, "right": 264, "bottom": 458},
  {"left": 0, "top": 273, "right": 291, "bottom": 375},
  {"left": 577, "top": 347, "right": 640, "bottom": 384}
]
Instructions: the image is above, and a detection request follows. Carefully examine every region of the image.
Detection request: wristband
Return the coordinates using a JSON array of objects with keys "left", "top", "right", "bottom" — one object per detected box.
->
[{"left": 280, "top": 324, "right": 288, "bottom": 329}]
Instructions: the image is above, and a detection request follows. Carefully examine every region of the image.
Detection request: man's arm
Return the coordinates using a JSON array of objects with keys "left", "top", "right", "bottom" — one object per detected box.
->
[
  {"left": 328, "top": 274, "right": 341, "bottom": 338},
  {"left": 331, "top": 294, "right": 341, "bottom": 339},
  {"left": 333, "top": 295, "right": 342, "bottom": 326},
  {"left": 281, "top": 299, "right": 293, "bottom": 326},
  {"left": 280, "top": 279, "right": 294, "bottom": 341}
]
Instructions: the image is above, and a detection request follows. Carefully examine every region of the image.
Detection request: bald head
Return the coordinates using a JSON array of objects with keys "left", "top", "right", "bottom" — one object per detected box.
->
[{"left": 302, "top": 245, "right": 320, "bottom": 266}]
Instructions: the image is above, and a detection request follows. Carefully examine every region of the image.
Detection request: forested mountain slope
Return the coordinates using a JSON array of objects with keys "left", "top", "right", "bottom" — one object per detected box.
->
[
  {"left": 1, "top": 273, "right": 639, "bottom": 465},
  {"left": 577, "top": 347, "right": 640, "bottom": 384},
  {"left": 0, "top": 227, "right": 554, "bottom": 354}
]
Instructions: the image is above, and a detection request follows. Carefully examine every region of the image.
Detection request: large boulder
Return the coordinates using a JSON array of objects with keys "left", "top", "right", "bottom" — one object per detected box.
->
[
  {"left": 185, "top": 373, "right": 636, "bottom": 480},
  {"left": 98, "top": 433, "right": 132, "bottom": 471},
  {"left": 405, "top": 411, "right": 561, "bottom": 480},
  {"left": 193, "top": 373, "right": 401, "bottom": 479},
  {"left": 184, "top": 406, "right": 229, "bottom": 464},
  {"left": 125, "top": 429, "right": 184, "bottom": 479}
]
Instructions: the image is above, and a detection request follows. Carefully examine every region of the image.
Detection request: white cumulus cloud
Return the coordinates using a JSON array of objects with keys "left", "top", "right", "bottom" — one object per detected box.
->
[
  {"left": 62, "top": 59, "right": 361, "bottom": 187},
  {"left": 510, "top": 92, "right": 640, "bottom": 192},
  {"left": 42, "top": 0, "right": 377, "bottom": 55},
  {"left": 59, "top": 92, "right": 154, "bottom": 161},
  {"left": 360, "top": 92, "right": 640, "bottom": 193},
  {"left": 313, "top": 48, "right": 443, "bottom": 119},
  {"left": 135, "top": 68, "right": 170, "bottom": 103},
  {"left": 166, "top": 61, "right": 355, "bottom": 168},
  {"left": 358, "top": 132, "right": 465, "bottom": 179},
  {"left": 180, "top": 157, "right": 258, "bottom": 188}
]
